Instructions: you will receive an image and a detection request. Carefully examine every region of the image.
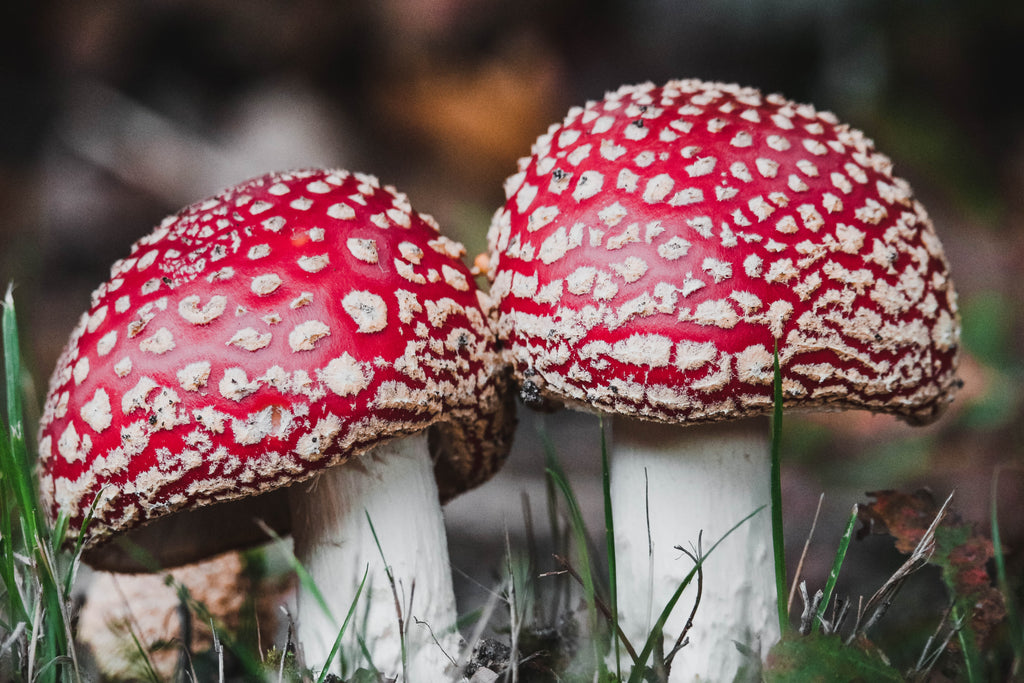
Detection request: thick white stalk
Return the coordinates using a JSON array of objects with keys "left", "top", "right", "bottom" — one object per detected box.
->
[
  {"left": 288, "top": 432, "right": 460, "bottom": 680},
  {"left": 610, "top": 415, "right": 779, "bottom": 682}
]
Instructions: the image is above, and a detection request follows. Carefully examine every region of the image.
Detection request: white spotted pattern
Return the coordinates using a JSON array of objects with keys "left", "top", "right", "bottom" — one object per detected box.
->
[{"left": 487, "top": 79, "right": 960, "bottom": 427}]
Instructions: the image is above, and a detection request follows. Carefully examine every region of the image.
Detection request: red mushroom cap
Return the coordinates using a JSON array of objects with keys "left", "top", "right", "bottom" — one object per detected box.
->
[
  {"left": 39, "top": 168, "right": 513, "bottom": 570},
  {"left": 487, "top": 80, "right": 960, "bottom": 425}
]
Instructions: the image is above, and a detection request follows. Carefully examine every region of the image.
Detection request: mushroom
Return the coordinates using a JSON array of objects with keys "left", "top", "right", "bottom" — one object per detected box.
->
[
  {"left": 486, "top": 80, "right": 960, "bottom": 680},
  {"left": 37, "top": 168, "right": 515, "bottom": 679}
]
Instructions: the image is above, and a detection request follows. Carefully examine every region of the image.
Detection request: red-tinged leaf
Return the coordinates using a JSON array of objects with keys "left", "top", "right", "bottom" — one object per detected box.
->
[
  {"left": 858, "top": 489, "right": 1006, "bottom": 649},
  {"left": 856, "top": 489, "right": 940, "bottom": 553}
]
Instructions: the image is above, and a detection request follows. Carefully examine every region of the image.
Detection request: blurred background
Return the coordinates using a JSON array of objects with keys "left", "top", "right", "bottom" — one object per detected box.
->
[{"left": 1, "top": 0, "right": 1022, "bottom": 673}]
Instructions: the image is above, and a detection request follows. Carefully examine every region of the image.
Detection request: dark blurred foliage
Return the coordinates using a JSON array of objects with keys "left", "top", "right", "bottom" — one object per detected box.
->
[{"left": 1, "top": 0, "right": 1023, "bottom": 675}]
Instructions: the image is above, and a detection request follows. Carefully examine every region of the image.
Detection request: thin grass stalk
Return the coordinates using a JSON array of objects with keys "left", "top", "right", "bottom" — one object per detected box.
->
[
  {"left": 788, "top": 492, "right": 825, "bottom": 615},
  {"left": 366, "top": 511, "right": 407, "bottom": 683},
  {"left": 257, "top": 520, "right": 336, "bottom": 627},
  {"left": 38, "top": 537, "right": 82, "bottom": 680},
  {"left": 550, "top": 555, "right": 639, "bottom": 665},
  {"left": 519, "top": 491, "right": 541, "bottom": 627},
  {"left": 212, "top": 621, "right": 225, "bottom": 683},
  {"left": 3, "top": 289, "right": 42, "bottom": 545},
  {"left": 456, "top": 577, "right": 502, "bottom": 674},
  {"left": 951, "top": 603, "right": 979, "bottom": 683},
  {"left": 318, "top": 567, "right": 369, "bottom": 683},
  {"left": 991, "top": 466, "right": 1023, "bottom": 670},
  {"left": 626, "top": 505, "right": 766, "bottom": 683},
  {"left": 599, "top": 416, "right": 621, "bottom": 681},
  {"left": 276, "top": 614, "right": 293, "bottom": 683},
  {"left": 542, "top": 420, "right": 579, "bottom": 631},
  {"left": 26, "top": 584, "right": 42, "bottom": 681},
  {"left": 770, "top": 342, "right": 788, "bottom": 633},
  {"left": 64, "top": 501, "right": 98, "bottom": 598},
  {"left": 504, "top": 529, "right": 519, "bottom": 683},
  {"left": 643, "top": 468, "right": 654, "bottom": 641},
  {"left": 3, "top": 290, "right": 73, "bottom": 680},
  {"left": 542, "top": 457, "right": 566, "bottom": 624},
  {"left": 543, "top": 445, "right": 608, "bottom": 679},
  {"left": 0, "top": 419, "right": 25, "bottom": 634},
  {"left": 355, "top": 634, "right": 379, "bottom": 678},
  {"left": 664, "top": 536, "right": 703, "bottom": 671},
  {"left": 912, "top": 605, "right": 956, "bottom": 680},
  {"left": 125, "top": 628, "right": 162, "bottom": 683},
  {"left": 0, "top": 293, "right": 27, "bottom": 628},
  {"left": 814, "top": 504, "right": 858, "bottom": 634},
  {"left": 175, "top": 581, "right": 266, "bottom": 680}
]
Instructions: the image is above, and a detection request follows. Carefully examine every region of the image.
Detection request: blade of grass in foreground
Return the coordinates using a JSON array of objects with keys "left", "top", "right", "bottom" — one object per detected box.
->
[
  {"left": 0, "top": 291, "right": 29, "bottom": 627},
  {"left": 3, "top": 287, "right": 73, "bottom": 681},
  {"left": 257, "top": 519, "right": 335, "bottom": 626},
  {"left": 367, "top": 511, "right": 407, "bottom": 682},
  {"left": 813, "top": 504, "right": 858, "bottom": 633},
  {"left": 319, "top": 567, "right": 369, "bottom": 683},
  {"left": 3, "top": 287, "right": 42, "bottom": 544},
  {"left": 543, "top": 430, "right": 609, "bottom": 679},
  {"left": 626, "top": 505, "right": 766, "bottom": 683},
  {"left": 0, "top": 385, "right": 26, "bottom": 629},
  {"left": 599, "top": 416, "right": 621, "bottom": 681},
  {"left": 991, "top": 466, "right": 1023, "bottom": 669},
  {"left": 771, "top": 342, "right": 788, "bottom": 633}
]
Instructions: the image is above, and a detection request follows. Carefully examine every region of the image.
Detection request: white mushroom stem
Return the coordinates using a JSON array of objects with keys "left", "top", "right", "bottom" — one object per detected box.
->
[
  {"left": 609, "top": 415, "right": 780, "bottom": 682},
  {"left": 289, "top": 432, "right": 460, "bottom": 680}
]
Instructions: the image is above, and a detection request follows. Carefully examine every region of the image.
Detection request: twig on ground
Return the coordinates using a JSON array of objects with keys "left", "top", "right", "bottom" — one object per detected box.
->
[
  {"left": 788, "top": 493, "right": 825, "bottom": 615},
  {"left": 277, "top": 606, "right": 294, "bottom": 683},
  {"left": 797, "top": 582, "right": 823, "bottom": 636},
  {"left": 911, "top": 604, "right": 956, "bottom": 681},
  {"left": 551, "top": 554, "right": 639, "bottom": 663},
  {"left": 212, "top": 621, "right": 226, "bottom": 683},
  {"left": 665, "top": 533, "right": 704, "bottom": 670},
  {"left": 413, "top": 618, "right": 457, "bottom": 669},
  {"left": 847, "top": 491, "right": 954, "bottom": 644}
]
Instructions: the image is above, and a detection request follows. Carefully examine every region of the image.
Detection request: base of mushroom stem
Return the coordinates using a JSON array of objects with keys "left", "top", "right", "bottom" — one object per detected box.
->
[
  {"left": 609, "top": 415, "right": 780, "bottom": 682},
  {"left": 288, "top": 432, "right": 461, "bottom": 679}
]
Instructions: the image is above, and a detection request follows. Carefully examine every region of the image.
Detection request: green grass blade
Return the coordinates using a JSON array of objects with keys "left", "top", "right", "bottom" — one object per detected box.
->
[
  {"left": 257, "top": 520, "right": 336, "bottom": 626},
  {"left": 991, "top": 467, "right": 1023, "bottom": 665},
  {"left": 3, "top": 288, "right": 41, "bottom": 545},
  {"left": 125, "top": 627, "right": 163, "bottom": 683},
  {"left": 0, "top": 293, "right": 27, "bottom": 625},
  {"left": 952, "top": 603, "right": 980, "bottom": 683},
  {"left": 0, "top": 425, "right": 25, "bottom": 626},
  {"left": 544, "top": 435, "right": 609, "bottom": 678},
  {"left": 771, "top": 341, "right": 788, "bottom": 633},
  {"left": 365, "top": 510, "right": 408, "bottom": 681},
  {"left": 814, "top": 504, "right": 858, "bottom": 633},
  {"left": 62, "top": 488, "right": 109, "bottom": 597},
  {"left": 355, "top": 634, "right": 381, "bottom": 678},
  {"left": 3, "top": 287, "right": 73, "bottom": 681},
  {"left": 627, "top": 505, "right": 766, "bottom": 683},
  {"left": 599, "top": 415, "right": 621, "bottom": 680},
  {"left": 545, "top": 465, "right": 604, "bottom": 665},
  {"left": 542, "top": 427, "right": 567, "bottom": 620},
  {"left": 170, "top": 579, "right": 265, "bottom": 681},
  {"left": 35, "top": 540, "right": 72, "bottom": 680},
  {"left": 319, "top": 566, "right": 370, "bottom": 683}
]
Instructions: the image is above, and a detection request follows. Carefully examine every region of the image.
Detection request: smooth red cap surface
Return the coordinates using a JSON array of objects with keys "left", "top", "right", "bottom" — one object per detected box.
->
[
  {"left": 488, "top": 80, "right": 960, "bottom": 425},
  {"left": 39, "top": 169, "right": 514, "bottom": 570}
]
